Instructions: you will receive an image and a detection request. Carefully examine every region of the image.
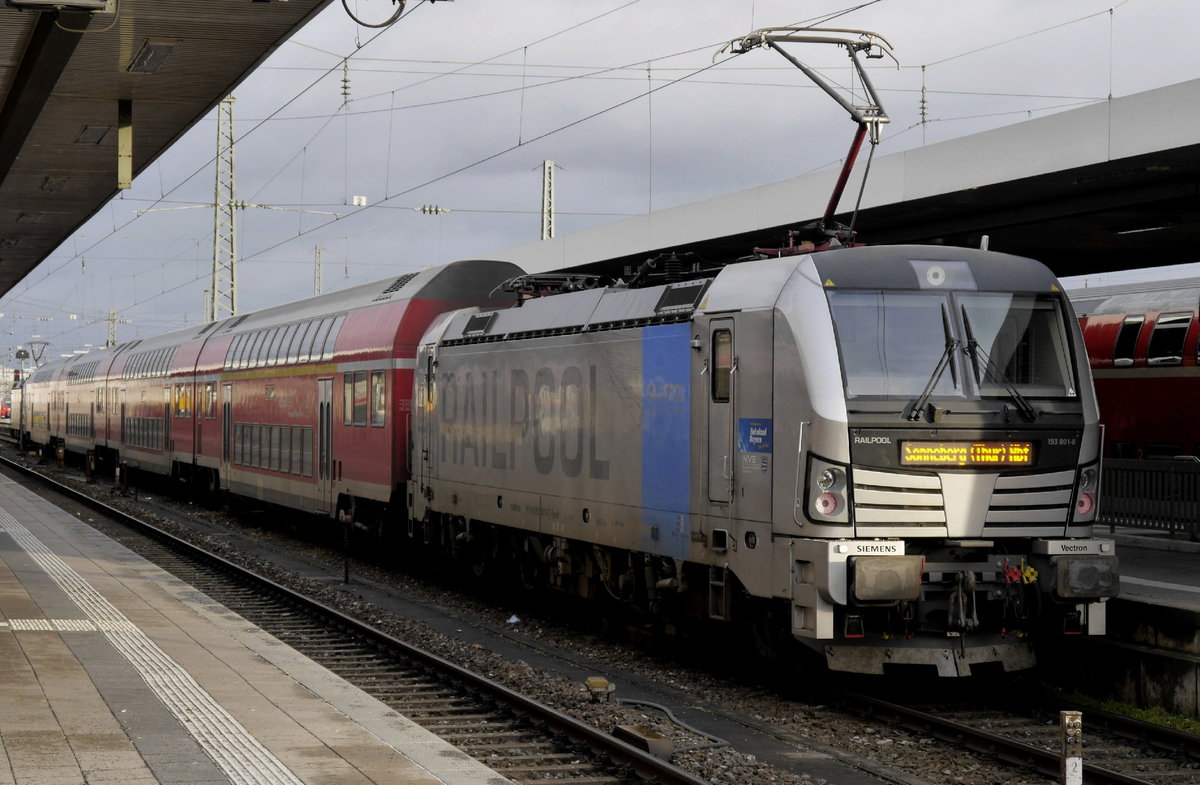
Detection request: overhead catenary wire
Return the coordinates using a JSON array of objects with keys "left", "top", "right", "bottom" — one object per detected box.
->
[{"left": 0, "top": 0, "right": 1152, "bottom": 348}]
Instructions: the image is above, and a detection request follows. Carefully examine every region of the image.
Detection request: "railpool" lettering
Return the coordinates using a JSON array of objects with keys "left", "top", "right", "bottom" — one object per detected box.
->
[{"left": 438, "top": 364, "right": 610, "bottom": 480}]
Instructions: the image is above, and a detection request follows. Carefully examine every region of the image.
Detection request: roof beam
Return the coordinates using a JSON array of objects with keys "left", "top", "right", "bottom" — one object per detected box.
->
[{"left": 0, "top": 9, "right": 91, "bottom": 190}]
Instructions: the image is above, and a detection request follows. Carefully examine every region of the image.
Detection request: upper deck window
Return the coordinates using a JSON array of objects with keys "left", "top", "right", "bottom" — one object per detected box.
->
[
  {"left": 1113, "top": 315, "right": 1144, "bottom": 368},
  {"left": 1148, "top": 311, "right": 1193, "bottom": 366}
]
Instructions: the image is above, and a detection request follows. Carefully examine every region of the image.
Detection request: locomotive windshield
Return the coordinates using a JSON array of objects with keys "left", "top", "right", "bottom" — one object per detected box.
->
[{"left": 828, "top": 290, "right": 1076, "bottom": 401}]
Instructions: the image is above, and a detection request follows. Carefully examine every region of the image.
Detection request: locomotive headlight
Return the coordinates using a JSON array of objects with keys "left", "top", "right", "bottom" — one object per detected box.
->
[
  {"left": 1071, "top": 461, "right": 1100, "bottom": 523},
  {"left": 805, "top": 455, "right": 851, "bottom": 525},
  {"left": 817, "top": 467, "right": 844, "bottom": 492}
]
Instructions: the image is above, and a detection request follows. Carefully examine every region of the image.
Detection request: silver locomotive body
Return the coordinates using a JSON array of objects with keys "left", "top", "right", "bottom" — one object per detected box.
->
[{"left": 410, "top": 245, "right": 1117, "bottom": 676}]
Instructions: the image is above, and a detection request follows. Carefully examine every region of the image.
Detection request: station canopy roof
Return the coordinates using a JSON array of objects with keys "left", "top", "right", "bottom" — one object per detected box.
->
[
  {"left": 0, "top": 0, "right": 333, "bottom": 298},
  {"left": 497, "top": 79, "right": 1200, "bottom": 283}
]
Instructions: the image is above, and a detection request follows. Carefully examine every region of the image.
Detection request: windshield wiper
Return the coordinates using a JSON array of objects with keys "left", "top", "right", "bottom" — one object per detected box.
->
[
  {"left": 906, "top": 338, "right": 960, "bottom": 422},
  {"left": 963, "top": 339, "right": 1037, "bottom": 422}
]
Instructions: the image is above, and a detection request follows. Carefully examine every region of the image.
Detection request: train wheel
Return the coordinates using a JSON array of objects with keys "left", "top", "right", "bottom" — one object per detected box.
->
[
  {"left": 199, "top": 469, "right": 224, "bottom": 510},
  {"left": 745, "top": 599, "right": 791, "bottom": 663},
  {"left": 516, "top": 542, "right": 544, "bottom": 592}
]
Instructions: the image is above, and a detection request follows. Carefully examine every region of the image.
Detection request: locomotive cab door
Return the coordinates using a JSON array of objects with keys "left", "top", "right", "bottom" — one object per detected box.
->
[
  {"left": 704, "top": 313, "right": 774, "bottom": 523},
  {"left": 706, "top": 320, "right": 735, "bottom": 504},
  {"left": 317, "top": 378, "right": 334, "bottom": 514}
]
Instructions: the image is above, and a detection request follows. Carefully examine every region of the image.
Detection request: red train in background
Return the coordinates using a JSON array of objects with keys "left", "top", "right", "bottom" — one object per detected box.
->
[
  {"left": 1072, "top": 280, "right": 1200, "bottom": 459},
  {"left": 12, "top": 259, "right": 521, "bottom": 528}
]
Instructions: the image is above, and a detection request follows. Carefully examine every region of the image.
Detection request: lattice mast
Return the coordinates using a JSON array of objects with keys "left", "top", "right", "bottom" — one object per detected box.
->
[
  {"left": 106, "top": 309, "right": 130, "bottom": 348},
  {"left": 540, "top": 159, "right": 555, "bottom": 240},
  {"left": 314, "top": 245, "right": 324, "bottom": 296},
  {"left": 209, "top": 96, "right": 238, "bottom": 321}
]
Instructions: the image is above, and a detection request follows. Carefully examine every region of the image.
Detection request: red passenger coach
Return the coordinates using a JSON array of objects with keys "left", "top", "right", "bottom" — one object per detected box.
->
[
  {"left": 1075, "top": 286, "right": 1200, "bottom": 458},
  {"left": 16, "top": 259, "right": 522, "bottom": 529}
]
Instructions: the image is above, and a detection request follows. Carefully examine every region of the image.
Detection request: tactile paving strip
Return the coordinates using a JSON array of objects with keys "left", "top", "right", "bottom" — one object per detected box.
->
[{"left": 0, "top": 507, "right": 304, "bottom": 785}]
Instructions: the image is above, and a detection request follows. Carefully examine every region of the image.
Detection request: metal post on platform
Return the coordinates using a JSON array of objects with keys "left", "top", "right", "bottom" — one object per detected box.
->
[
  {"left": 1060, "top": 710, "right": 1083, "bottom": 785},
  {"left": 339, "top": 506, "right": 351, "bottom": 585}
]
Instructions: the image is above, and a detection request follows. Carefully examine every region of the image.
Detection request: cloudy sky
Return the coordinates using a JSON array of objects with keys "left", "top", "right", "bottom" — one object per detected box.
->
[{"left": 3, "top": 0, "right": 1198, "bottom": 362}]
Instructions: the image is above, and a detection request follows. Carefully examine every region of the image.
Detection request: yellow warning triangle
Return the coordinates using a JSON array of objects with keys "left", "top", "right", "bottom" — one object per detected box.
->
[
  {"left": 824, "top": 278, "right": 835, "bottom": 287},
  {"left": 1050, "top": 284, "right": 1061, "bottom": 291}
]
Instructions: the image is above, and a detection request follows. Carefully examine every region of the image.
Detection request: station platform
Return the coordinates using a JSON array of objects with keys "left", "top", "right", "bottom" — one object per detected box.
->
[
  {"left": 0, "top": 474, "right": 507, "bottom": 785},
  {"left": 1106, "top": 525, "right": 1200, "bottom": 612}
]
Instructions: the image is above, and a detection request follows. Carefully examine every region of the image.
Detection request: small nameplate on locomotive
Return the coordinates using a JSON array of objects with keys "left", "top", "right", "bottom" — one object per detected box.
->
[{"left": 900, "top": 441, "right": 1034, "bottom": 467}]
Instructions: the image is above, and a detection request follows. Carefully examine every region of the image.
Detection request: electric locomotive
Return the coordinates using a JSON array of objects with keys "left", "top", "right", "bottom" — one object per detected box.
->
[{"left": 411, "top": 244, "right": 1118, "bottom": 676}]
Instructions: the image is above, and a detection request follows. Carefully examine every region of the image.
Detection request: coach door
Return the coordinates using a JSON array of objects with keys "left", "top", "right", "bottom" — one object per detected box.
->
[
  {"left": 163, "top": 387, "right": 172, "bottom": 453},
  {"left": 221, "top": 383, "right": 233, "bottom": 482},
  {"left": 317, "top": 378, "right": 334, "bottom": 513},
  {"left": 706, "top": 320, "right": 735, "bottom": 504}
]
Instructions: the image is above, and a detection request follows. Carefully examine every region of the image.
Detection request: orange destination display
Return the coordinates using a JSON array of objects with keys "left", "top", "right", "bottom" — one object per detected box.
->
[{"left": 900, "top": 441, "right": 1034, "bottom": 467}]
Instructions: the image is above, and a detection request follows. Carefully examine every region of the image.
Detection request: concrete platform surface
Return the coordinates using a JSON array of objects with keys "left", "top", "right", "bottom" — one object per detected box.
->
[
  {"left": 1108, "top": 525, "right": 1200, "bottom": 612},
  {"left": 0, "top": 474, "right": 509, "bottom": 785}
]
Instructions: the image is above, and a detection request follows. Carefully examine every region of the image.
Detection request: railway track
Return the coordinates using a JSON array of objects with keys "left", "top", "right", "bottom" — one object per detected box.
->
[
  {"left": 10, "top": 452, "right": 1200, "bottom": 785},
  {"left": 819, "top": 691, "right": 1200, "bottom": 785},
  {"left": 1, "top": 455, "right": 708, "bottom": 785}
]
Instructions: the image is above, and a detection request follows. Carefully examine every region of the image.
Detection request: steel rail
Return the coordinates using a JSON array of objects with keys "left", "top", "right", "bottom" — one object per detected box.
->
[{"left": 835, "top": 690, "right": 1179, "bottom": 785}]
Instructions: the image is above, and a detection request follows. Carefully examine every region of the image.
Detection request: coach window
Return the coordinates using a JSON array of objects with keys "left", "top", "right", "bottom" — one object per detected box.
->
[
  {"left": 322, "top": 315, "right": 345, "bottom": 361},
  {"left": 371, "top": 371, "right": 386, "bottom": 427},
  {"left": 246, "top": 331, "right": 265, "bottom": 368},
  {"left": 287, "top": 322, "right": 309, "bottom": 364},
  {"left": 228, "top": 335, "right": 241, "bottom": 369},
  {"left": 229, "top": 334, "right": 245, "bottom": 369},
  {"left": 309, "top": 318, "right": 333, "bottom": 363},
  {"left": 174, "top": 384, "right": 190, "bottom": 417},
  {"left": 342, "top": 373, "right": 353, "bottom": 425},
  {"left": 272, "top": 324, "right": 293, "bottom": 365},
  {"left": 274, "top": 325, "right": 292, "bottom": 364},
  {"left": 241, "top": 333, "right": 259, "bottom": 368},
  {"left": 264, "top": 328, "right": 283, "bottom": 366},
  {"left": 1147, "top": 312, "right": 1192, "bottom": 366},
  {"left": 251, "top": 329, "right": 268, "bottom": 366},
  {"left": 353, "top": 371, "right": 368, "bottom": 426},
  {"left": 1112, "top": 316, "right": 1144, "bottom": 368},
  {"left": 712, "top": 329, "right": 732, "bottom": 402},
  {"left": 258, "top": 328, "right": 280, "bottom": 366},
  {"left": 279, "top": 428, "right": 292, "bottom": 473},
  {"left": 279, "top": 324, "right": 300, "bottom": 364}
]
